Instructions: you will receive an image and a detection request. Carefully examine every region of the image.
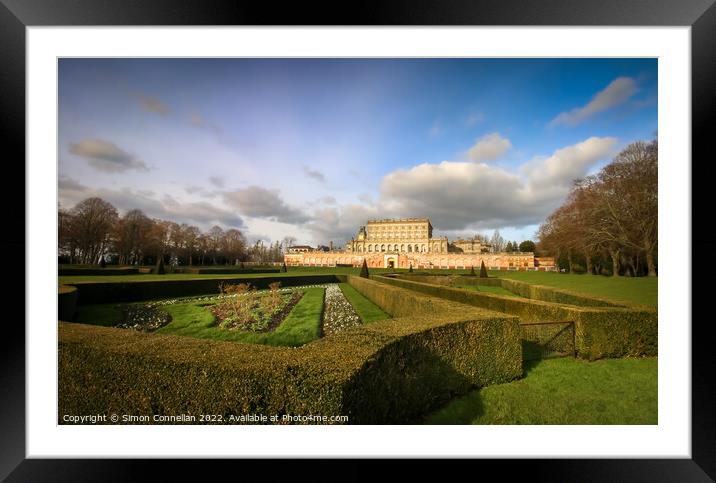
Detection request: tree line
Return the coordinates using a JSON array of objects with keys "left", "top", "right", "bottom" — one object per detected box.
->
[
  {"left": 537, "top": 138, "right": 657, "bottom": 276},
  {"left": 58, "top": 197, "right": 291, "bottom": 266}
]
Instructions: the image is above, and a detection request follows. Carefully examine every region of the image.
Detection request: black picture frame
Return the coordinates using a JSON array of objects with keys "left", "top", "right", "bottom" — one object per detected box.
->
[{"left": 3, "top": 0, "right": 713, "bottom": 480}]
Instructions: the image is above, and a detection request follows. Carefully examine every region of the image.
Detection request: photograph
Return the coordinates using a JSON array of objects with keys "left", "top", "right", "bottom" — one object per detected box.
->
[{"left": 56, "top": 57, "right": 659, "bottom": 426}]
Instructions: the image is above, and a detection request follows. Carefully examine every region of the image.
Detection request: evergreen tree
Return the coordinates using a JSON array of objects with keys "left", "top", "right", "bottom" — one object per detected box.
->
[
  {"left": 519, "top": 240, "right": 536, "bottom": 253},
  {"left": 156, "top": 254, "right": 166, "bottom": 275},
  {"left": 408, "top": 263, "right": 413, "bottom": 273},
  {"left": 100, "top": 256, "right": 106, "bottom": 268},
  {"left": 359, "top": 259, "right": 370, "bottom": 278},
  {"left": 281, "top": 262, "right": 287, "bottom": 273},
  {"left": 480, "top": 260, "right": 488, "bottom": 278},
  {"left": 469, "top": 265, "right": 476, "bottom": 276}
]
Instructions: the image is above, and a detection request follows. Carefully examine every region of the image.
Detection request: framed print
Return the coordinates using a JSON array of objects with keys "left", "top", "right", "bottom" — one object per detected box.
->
[{"left": 4, "top": 0, "right": 714, "bottom": 480}]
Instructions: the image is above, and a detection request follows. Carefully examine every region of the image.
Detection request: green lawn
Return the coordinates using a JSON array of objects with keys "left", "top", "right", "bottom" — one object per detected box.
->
[
  {"left": 338, "top": 283, "right": 390, "bottom": 323},
  {"left": 425, "top": 357, "right": 657, "bottom": 424},
  {"left": 492, "top": 271, "right": 657, "bottom": 307},
  {"left": 75, "top": 287, "right": 326, "bottom": 347}
]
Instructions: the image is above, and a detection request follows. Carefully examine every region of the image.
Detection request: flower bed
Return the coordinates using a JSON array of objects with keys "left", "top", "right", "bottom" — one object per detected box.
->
[
  {"left": 321, "top": 284, "right": 362, "bottom": 336},
  {"left": 211, "top": 289, "right": 304, "bottom": 332},
  {"left": 114, "top": 304, "right": 172, "bottom": 332}
]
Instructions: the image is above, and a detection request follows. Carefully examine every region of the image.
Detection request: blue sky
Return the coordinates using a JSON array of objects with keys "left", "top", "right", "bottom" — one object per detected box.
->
[{"left": 58, "top": 58, "right": 657, "bottom": 246}]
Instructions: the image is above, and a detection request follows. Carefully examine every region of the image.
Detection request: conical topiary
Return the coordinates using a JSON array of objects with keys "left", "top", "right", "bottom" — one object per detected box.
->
[
  {"left": 359, "top": 259, "right": 369, "bottom": 278},
  {"left": 479, "top": 260, "right": 488, "bottom": 278},
  {"left": 281, "top": 262, "right": 287, "bottom": 273},
  {"left": 156, "top": 255, "right": 166, "bottom": 275},
  {"left": 469, "top": 265, "right": 476, "bottom": 276},
  {"left": 408, "top": 264, "right": 413, "bottom": 273}
]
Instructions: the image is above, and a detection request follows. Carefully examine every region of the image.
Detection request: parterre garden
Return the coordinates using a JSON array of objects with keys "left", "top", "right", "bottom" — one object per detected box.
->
[{"left": 58, "top": 266, "right": 657, "bottom": 424}]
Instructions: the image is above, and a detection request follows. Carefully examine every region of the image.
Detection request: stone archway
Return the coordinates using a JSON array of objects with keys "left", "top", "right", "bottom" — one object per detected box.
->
[{"left": 384, "top": 254, "right": 398, "bottom": 269}]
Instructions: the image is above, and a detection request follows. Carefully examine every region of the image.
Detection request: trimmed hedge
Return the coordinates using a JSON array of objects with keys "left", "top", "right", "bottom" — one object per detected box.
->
[
  {"left": 573, "top": 307, "right": 658, "bottom": 360},
  {"left": 173, "top": 267, "right": 280, "bottom": 274},
  {"left": 58, "top": 267, "right": 139, "bottom": 276},
  {"left": 58, "top": 285, "right": 78, "bottom": 321},
  {"left": 347, "top": 275, "right": 472, "bottom": 318},
  {"left": 398, "top": 274, "right": 626, "bottom": 307},
  {"left": 70, "top": 275, "right": 341, "bottom": 305},
  {"left": 59, "top": 294, "right": 522, "bottom": 424},
  {"left": 497, "top": 278, "right": 622, "bottom": 308},
  {"left": 374, "top": 274, "right": 657, "bottom": 360}
]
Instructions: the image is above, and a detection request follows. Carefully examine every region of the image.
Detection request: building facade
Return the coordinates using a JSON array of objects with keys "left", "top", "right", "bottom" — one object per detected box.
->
[
  {"left": 284, "top": 217, "right": 555, "bottom": 271},
  {"left": 450, "top": 237, "right": 491, "bottom": 254},
  {"left": 345, "top": 218, "right": 449, "bottom": 254}
]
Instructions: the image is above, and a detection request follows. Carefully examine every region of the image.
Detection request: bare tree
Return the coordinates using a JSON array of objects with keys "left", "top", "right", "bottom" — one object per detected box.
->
[{"left": 68, "top": 197, "right": 118, "bottom": 264}]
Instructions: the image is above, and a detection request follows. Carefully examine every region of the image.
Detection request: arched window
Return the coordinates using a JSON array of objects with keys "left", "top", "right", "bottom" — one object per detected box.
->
[
  {"left": 401, "top": 244, "right": 405, "bottom": 252},
  {"left": 368, "top": 245, "right": 372, "bottom": 252},
  {"left": 388, "top": 244, "right": 392, "bottom": 252},
  {"left": 408, "top": 244, "right": 412, "bottom": 252},
  {"left": 421, "top": 244, "right": 426, "bottom": 252},
  {"left": 381, "top": 244, "right": 385, "bottom": 252}
]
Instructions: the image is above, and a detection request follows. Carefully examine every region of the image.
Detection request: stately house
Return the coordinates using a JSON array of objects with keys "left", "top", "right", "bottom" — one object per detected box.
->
[
  {"left": 284, "top": 217, "right": 555, "bottom": 271},
  {"left": 344, "top": 218, "right": 448, "bottom": 254}
]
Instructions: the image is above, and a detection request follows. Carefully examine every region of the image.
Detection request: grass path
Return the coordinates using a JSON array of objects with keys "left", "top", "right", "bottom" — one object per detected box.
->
[
  {"left": 493, "top": 271, "right": 657, "bottom": 307},
  {"left": 338, "top": 283, "right": 390, "bottom": 323}
]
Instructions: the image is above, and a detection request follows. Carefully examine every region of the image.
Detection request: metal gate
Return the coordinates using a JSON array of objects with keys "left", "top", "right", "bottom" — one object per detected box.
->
[{"left": 520, "top": 321, "right": 575, "bottom": 361}]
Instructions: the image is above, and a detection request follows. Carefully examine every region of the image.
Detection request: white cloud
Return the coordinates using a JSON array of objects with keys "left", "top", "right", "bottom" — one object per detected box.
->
[
  {"left": 208, "top": 176, "right": 225, "bottom": 188},
  {"left": 465, "top": 112, "right": 485, "bottom": 127},
  {"left": 550, "top": 77, "right": 638, "bottom": 126},
  {"left": 69, "top": 139, "right": 148, "bottom": 173},
  {"left": 380, "top": 137, "right": 617, "bottom": 230},
  {"left": 223, "top": 186, "right": 310, "bottom": 224},
  {"left": 136, "top": 93, "right": 170, "bottom": 116},
  {"left": 466, "top": 133, "right": 512, "bottom": 162},
  {"left": 303, "top": 166, "right": 326, "bottom": 183}
]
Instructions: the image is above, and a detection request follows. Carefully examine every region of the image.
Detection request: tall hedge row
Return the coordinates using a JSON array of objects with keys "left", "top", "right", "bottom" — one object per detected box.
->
[
  {"left": 69, "top": 275, "right": 341, "bottom": 305},
  {"left": 59, "top": 302, "right": 522, "bottom": 424},
  {"left": 58, "top": 285, "right": 78, "bottom": 321},
  {"left": 374, "top": 274, "right": 657, "bottom": 360},
  {"left": 58, "top": 267, "right": 139, "bottom": 276},
  {"left": 497, "top": 278, "right": 623, "bottom": 308},
  {"left": 173, "top": 267, "right": 280, "bottom": 274}
]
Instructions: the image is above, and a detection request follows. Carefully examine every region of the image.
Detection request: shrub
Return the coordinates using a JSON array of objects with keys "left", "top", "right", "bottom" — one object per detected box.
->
[
  {"left": 58, "top": 285, "right": 78, "bottom": 321},
  {"left": 408, "top": 264, "right": 413, "bottom": 273},
  {"left": 359, "top": 259, "right": 369, "bottom": 278},
  {"left": 58, "top": 267, "right": 139, "bottom": 276},
  {"left": 468, "top": 265, "right": 476, "bottom": 277},
  {"left": 571, "top": 263, "right": 586, "bottom": 274},
  {"left": 480, "top": 260, "right": 488, "bottom": 278},
  {"left": 373, "top": 274, "right": 656, "bottom": 360},
  {"left": 59, "top": 295, "right": 522, "bottom": 424},
  {"left": 156, "top": 256, "right": 166, "bottom": 275},
  {"left": 281, "top": 262, "right": 287, "bottom": 273},
  {"left": 100, "top": 257, "right": 106, "bottom": 268},
  {"left": 70, "top": 275, "right": 341, "bottom": 305},
  {"left": 173, "top": 267, "right": 280, "bottom": 274}
]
